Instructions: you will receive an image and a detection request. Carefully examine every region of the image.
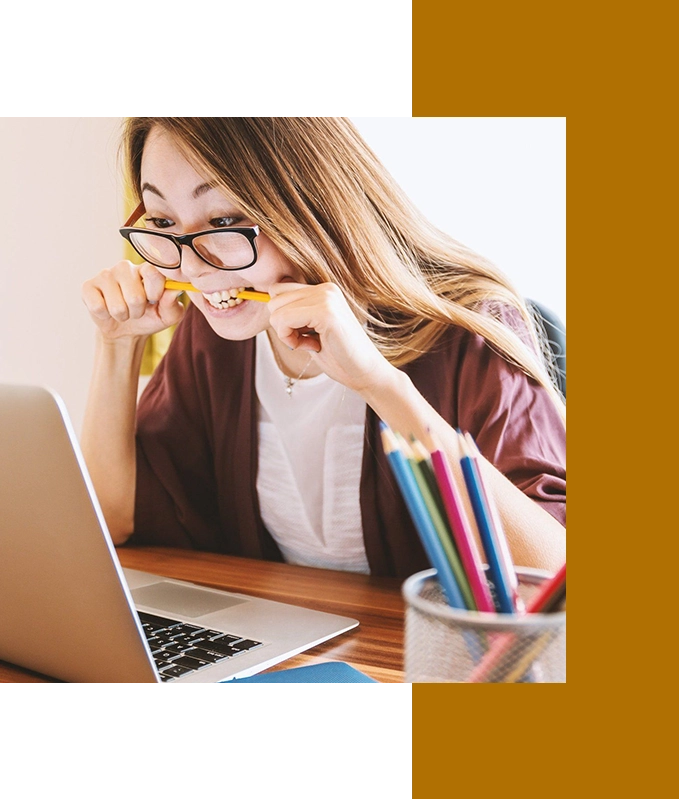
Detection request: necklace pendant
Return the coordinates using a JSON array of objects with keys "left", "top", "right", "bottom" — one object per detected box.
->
[{"left": 285, "top": 378, "right": 294, "bottom": 397}]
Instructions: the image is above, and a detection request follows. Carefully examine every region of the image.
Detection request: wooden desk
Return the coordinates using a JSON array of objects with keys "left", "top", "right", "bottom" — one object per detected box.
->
[{"left": 0, "top": 546, "right": 405, "bottom": 683}]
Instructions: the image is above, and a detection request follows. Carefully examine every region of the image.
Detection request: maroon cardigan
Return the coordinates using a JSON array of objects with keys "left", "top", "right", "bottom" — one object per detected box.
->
[{"left": 131, "top": 305, "right": 566, "bottom": 577}]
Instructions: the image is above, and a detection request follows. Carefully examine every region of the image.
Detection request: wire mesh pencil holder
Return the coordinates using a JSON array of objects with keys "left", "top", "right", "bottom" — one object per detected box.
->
[{"left": 403, "top": 568, "right": 566, "bottom": 683}]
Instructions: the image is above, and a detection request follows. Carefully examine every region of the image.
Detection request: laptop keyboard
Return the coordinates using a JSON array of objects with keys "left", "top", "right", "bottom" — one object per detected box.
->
[{"left": 138, "top": 611, "right": 263, "bottom": 682}]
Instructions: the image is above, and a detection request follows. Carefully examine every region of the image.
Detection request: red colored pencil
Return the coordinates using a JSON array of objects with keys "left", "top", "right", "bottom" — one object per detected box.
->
[
  {"left": 526, "top": 563, "right": 566, "bottom": 613},
  {"left": 466, "top": 562, "right": 566, "bottom": 682}
]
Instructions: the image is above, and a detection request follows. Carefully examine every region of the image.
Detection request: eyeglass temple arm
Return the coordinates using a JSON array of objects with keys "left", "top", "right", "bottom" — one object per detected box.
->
[{"left": 123, "top": 201, "right": 145, "bottom": 227}]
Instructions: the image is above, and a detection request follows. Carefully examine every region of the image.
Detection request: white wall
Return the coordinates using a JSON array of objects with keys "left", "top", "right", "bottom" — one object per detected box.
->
[
  {"left": 0, "top": 118, "right": 565, "bottom": 433},
  {"left": 351, "top": 117, "right": 566, "bottom": 322},
  {"left": 0, "top": 118, "right": 124, "bottom": 433}
]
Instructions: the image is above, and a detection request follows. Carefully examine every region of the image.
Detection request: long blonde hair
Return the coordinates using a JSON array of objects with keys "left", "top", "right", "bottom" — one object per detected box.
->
[{"left": 122, "top": 117, "right": 565, "bottom": 419}]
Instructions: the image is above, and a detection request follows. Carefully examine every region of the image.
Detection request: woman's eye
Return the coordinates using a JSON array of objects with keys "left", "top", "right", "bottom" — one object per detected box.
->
[
  {"left": 210, "top": 217, "right": 239, "bottom": 228},
  {"left": 145, "top": 217, "right": 174, "bottom": 229}
]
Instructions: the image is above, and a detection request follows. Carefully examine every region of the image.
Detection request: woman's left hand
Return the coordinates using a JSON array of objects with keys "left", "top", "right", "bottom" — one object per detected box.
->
[{"left": 267, "top": 281, "right": 395, "bottom": 395}]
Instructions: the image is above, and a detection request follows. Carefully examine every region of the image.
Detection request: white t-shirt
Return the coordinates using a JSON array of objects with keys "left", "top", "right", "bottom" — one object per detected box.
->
[{"left": 254, "top": 331, "right": 369, "bottom": 573}]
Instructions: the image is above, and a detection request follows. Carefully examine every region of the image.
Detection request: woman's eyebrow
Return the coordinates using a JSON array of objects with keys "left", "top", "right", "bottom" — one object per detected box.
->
[
  {"left": 140, "top": 181, "right": 216, "bottom": 200},
  {"left": 192, "top": 181, "right": 217, "bottom": 198},
  {"left": 141, "top": 182, "right": 165, "bottom": 199}
]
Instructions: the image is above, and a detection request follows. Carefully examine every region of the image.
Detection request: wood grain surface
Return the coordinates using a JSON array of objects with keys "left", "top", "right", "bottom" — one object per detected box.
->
[{"left": 1, "top": 546, "right": 405, "bottom": 683}]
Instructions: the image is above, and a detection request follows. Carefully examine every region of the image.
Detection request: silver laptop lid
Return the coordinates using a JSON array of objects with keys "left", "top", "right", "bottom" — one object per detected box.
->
[
  {"left": 0, "top": 384, "right": 360, "bottom": 683},
  {"left": 0, "top": 384, "right": 158, "bottom": 682}
]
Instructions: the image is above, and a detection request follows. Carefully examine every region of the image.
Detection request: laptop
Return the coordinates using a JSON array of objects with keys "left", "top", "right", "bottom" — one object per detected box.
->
[{"left": 0, "top": 383, "right": 358, "bottom": 683}]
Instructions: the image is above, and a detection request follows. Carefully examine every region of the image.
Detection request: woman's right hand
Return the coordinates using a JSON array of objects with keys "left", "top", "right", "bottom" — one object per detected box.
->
[{"left": 81, "top": 260, "right": 186, "bottom": 340}]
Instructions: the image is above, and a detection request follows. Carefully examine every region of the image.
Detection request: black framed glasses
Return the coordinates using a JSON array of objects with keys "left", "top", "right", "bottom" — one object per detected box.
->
[{"left": 119, "top": 202, "right": 259, "bottom": 270}]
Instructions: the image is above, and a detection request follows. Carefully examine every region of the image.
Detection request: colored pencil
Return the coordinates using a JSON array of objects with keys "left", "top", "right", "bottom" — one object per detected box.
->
[
  {"left": 164, "top": 280, "right": 270, "bottom": 302},
  {"left": 457, "top": 432, "right": 517, "bottom": 613},
  {"left": 237, "top": 289, "right": 271, "bottom": 302},
  {"left": 462, "top": 432, "right": 523, "bottom": 613},
  {"left": 499, "top": 633, "right": 555, "bottom": 683},
  {"left": 404, "top": 436, "right": 476, "bottom": 610},
  {"left": 463, "top": 432, "right": 522, "bottom": 612},
  {"left": 466, "top": 563, "right": 566, "bottom": 682},
  {"left": 428, "top": 438, "right": 496, "bottom": 613},
  {"left": 379, "top": 424, "right": 466, "bottom": 609},
  {"left": 164, "top": 279, "right": 199, "bottom": 292},
  {"left": 526, "top": 563, "right": 566, "bottom": 613}
]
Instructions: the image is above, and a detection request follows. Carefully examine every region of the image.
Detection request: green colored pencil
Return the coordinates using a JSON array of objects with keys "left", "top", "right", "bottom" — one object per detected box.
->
[{"left": 397, "top": 434, "right": 477, "bottom": 610}]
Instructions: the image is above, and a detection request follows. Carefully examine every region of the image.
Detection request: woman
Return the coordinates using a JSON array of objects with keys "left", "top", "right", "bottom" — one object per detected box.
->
[{"left": 81, "top": 117, "right": 566, "bottom": 576}]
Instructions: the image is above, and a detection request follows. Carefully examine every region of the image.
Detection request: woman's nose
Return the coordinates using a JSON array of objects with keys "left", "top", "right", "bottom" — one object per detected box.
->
[{"left": 177, "top": 245, "right": 214, "bottom": 281}]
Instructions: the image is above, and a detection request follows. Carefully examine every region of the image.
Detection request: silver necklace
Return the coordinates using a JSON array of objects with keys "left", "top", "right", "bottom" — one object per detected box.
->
[{"left": 267, "top": 333, "right": 314, "bottom": 397}]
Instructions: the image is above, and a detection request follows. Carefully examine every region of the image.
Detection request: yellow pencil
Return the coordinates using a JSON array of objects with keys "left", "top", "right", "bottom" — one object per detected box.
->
[
  {"left": 164, "top": 280, "right": 270, "bottom": 302},
  {"left": 164, "top": 279, "right": 199, "bottom": 292},
  {"left": 237, "top": 290, "right": 270, "bottom": 302}
]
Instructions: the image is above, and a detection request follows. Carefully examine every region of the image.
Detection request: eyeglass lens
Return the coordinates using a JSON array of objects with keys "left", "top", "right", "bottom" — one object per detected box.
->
[{"left": 128, "top": 230, "right": 254, "bottom": 269}]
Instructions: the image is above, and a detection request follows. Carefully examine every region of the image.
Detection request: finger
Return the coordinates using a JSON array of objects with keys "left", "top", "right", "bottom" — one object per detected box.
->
[
  {"left": 158, "top": 293, "right": 186, "bottom": 327},
  {"left": 272, "top": 325, "right": 322, "bottom": 353},
  {"left": 139, "top": 262, "right": 169, "bottom": 303},
  {"left": 117, "top": 268, "right": 153, "bottom": 320},
  {"left": 97, "top": 272, "right": 132, "bottom": 322},
  {"left": 81, "top": 280, "right": 113, "bottom": 321},
  {"left": 267, "top": 281, "right": 312, "bottom": 304},
  {"left": 270, "top": 307, "right": 317, "bottom": 344},
  {"left": 294, "top": 332, "right": 322, "bottom": 353},
  {"left": 268, "top": 283, "right": 347, "bottom": 345},
  {"left": 269, "top": 291, "right": 323, "bottom": 339}
]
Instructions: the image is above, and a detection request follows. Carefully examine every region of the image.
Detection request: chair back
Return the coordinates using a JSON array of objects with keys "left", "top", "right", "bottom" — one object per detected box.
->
[{"left": 527, "top": 299, "right": 566, "bottom": 399}]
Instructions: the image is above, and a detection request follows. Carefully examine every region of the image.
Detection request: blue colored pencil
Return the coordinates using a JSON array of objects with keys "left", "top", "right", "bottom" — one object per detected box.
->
[
  {"left": 379, "top": 423, "right": 467, "bottom": 609},
  {"left": 457, "top": 432, "right": 517, "bottom": 613},
  {"left": 463, "top": 433, "right": 523, "bottom": 612}
]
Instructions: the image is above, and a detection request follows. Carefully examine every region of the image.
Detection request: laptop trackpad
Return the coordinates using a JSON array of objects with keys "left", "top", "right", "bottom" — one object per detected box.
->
[{"left": 132, "top": 581, "right": 247, "bottom": 618}]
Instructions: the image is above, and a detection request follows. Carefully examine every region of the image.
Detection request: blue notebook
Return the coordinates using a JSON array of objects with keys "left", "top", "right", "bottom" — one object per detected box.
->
[{"left": 224, "top": 662, "right": 377, "bottom": 683}]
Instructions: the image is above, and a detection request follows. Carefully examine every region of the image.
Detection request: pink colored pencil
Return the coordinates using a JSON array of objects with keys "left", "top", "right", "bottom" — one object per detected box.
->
[{"left": 429, "top": 445, "right": 496, "bottom": 613}]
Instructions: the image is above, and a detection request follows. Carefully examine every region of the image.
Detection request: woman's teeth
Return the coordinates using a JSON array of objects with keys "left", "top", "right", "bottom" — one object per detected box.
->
[{"left": 203, "top": 287, "right": 249, "bottom": 308}]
